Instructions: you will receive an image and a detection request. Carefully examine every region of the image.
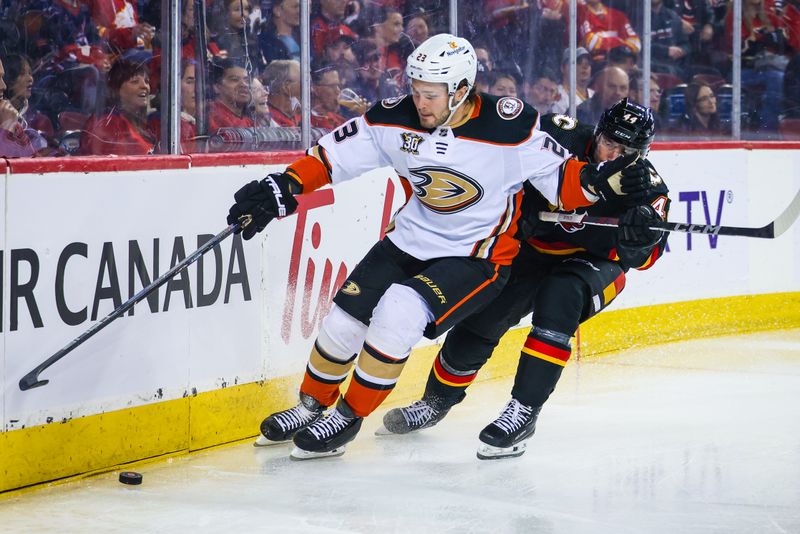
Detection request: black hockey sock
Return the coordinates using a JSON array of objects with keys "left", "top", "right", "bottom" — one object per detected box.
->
[
  {"left": 423, "top": 351, "right": 474, "bottom": 409},
  {"left": 512, "top": 327, "right": 571, "bottom": 407}
]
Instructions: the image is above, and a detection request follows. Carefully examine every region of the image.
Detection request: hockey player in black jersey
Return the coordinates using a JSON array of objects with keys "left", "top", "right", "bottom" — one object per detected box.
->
[{"left": 380, "top": 98, "right": 671, "bottom": 460}]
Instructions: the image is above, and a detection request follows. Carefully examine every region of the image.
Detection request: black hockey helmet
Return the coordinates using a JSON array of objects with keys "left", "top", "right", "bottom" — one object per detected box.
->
[{"left": 595, "top": 98, "right": 655, "bottom": 156}]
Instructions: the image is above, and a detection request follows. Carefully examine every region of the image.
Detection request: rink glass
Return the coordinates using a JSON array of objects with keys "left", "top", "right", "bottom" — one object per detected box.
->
[{"left": 0, "top": 0, "right": 794, "bottom": 158}]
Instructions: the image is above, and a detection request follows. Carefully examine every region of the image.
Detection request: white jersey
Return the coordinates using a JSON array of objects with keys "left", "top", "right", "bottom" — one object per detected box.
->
[{"left": 316, "top": 93, "right": 581, "bottom": 265}]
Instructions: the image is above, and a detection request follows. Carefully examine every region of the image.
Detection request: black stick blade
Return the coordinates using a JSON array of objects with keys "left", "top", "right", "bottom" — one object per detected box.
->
[{"left": 19, "top": 374, "right": 49, "bottom": 391}]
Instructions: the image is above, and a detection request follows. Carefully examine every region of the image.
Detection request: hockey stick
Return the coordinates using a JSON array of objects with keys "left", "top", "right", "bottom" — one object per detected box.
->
[
  {"left": 19, "top": 216, "right": 252, "bottom": 391},
  {"left": 539, "top": 188, "right": 800, "bottom": 239}
]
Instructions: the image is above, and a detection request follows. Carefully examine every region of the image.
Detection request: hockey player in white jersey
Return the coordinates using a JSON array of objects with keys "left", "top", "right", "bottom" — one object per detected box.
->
[{"left": 226, "top": 34, "right": 648, "bottom": 460}]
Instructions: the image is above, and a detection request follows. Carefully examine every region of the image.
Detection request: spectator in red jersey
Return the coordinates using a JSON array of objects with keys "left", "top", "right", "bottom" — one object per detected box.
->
[
  {"left": 80, "top": 59, "right": 155, "bottom": 155},
  {"left": 779, "top": 0, "right": 800, "bottom": 52},
  {"left": 579, "top": 0, "right": 641, "bottom": 63},
  {"left": 317, "top": 24, "right": 359, "bottom": 86},
  {"left": 311, "top": 65, "right": 348, "bottom": 131},
  {"left": 263, "top": 59, "right": 301, "bottom": 127},
  {"left": 85, "top": 0, "right": 155, "bottom": 60},
  {"left": 208, "top": 58, "right": 255, "bottom": 131},
  {"left": 311, "top": 0, "right": 351, "bottom": 56}
]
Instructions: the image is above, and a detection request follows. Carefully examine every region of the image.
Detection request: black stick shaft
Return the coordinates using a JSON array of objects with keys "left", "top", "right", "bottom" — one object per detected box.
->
[
  {"left": 539, "top": 189, "right": 800, "bottom": 239},
  {"left": 19, "top": 222, "right": 241, "bottom": 391},
  {"left": 539, "top": 212, "right": 776, "bottom": 238}
]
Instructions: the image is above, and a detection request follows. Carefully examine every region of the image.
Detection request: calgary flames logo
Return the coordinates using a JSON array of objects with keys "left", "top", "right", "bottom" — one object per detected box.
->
[
  {"left": 408, "top": 166, "right": 484, "bottom": 214},
  {"left": 557, "top": 210, "right": 586, "bottom": 233}
]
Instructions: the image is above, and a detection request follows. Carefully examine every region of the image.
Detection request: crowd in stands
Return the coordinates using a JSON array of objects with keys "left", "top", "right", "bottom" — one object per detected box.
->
[{"left": 0, "top": 0, "right": 798, "bottom": 157}]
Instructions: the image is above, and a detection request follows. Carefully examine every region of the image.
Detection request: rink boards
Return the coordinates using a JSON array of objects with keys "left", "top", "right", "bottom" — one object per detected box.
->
[{"left": 1, "top": 144, "right": 799, "bottom": 492}]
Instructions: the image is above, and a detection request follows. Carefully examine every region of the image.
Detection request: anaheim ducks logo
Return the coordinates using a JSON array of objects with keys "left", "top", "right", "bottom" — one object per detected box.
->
[
  {"left": 497, "top": 97, "right": 523, "bottom": 120},
  {"left": 340, "top": 280, "right": 361, "bottom": 296},
  {"left": 408, "top": 166, "right": 484, "bottom": 214},
  {"left": 557, "top": 210, "right": 586, "bottom": 233}
]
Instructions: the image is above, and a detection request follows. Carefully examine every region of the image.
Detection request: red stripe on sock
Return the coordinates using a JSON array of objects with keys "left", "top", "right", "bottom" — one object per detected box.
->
[
  {"left": 523, "top": 337, "right": 570, "bottom": 362},
  {"left": 433, "top": 355, "right": 476, "bottom": 386}
]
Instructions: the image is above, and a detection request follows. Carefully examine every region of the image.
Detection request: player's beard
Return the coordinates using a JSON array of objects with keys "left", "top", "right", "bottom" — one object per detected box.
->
[{"left": 418, "top": 106, "right": 450, "bottom": 129}]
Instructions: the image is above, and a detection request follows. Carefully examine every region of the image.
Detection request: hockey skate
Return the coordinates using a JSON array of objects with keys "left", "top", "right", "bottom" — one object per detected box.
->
[
  {"left": 254, "top": 392, "right": 324, "bottom": 447},
  {"left": 376, "top": 399, "right": 451, "bottom": 435},
  {"left": 476, "top": 398, "right": 541, "bottom": 460},
  {"left": 290, "top": 397, "right": 363, "bottom": 460}
]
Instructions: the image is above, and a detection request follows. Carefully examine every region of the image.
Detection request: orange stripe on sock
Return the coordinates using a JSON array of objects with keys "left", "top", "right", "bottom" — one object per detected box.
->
[
  {"left": 300, "top": 371, "right": 340, "bottom": 407},
  {"left": 343, "top": 379, "right": 393, "bottom": 418}
]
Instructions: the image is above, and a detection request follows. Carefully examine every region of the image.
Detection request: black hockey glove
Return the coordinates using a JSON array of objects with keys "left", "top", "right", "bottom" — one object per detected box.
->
[
  {"left": 227, "top": 172, "right": 301, "bottom": 240},
  {"left": 579, "top": 152, "right": 640, "bottom": 202},
  {"left": 617, "top": 159, "right": 653, "bottom": 205},
  {"left": 618, "top": 204, "right": 664, "bottom": 250}
]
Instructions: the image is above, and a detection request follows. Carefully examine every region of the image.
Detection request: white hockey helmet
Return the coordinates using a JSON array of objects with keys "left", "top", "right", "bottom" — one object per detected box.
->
[{"left": 406, "top": 33, "right": 477, "bottom": 99}]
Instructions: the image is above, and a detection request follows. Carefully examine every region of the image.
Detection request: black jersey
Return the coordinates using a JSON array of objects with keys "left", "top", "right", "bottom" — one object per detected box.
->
[{"left": 518, "top": 113, "right": 671, "bottom": 270}]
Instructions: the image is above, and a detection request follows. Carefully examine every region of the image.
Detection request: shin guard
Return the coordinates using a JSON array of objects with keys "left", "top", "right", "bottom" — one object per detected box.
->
[
  {"left": 513, "top": 326, "right": 572, "bottom": 408},
  {"left": 423, "top": 351, "right": 477, "bottom": 409},
  {"left": 344, "top": 342, "right": 409, "bottom": 417},
  {"left": 300, "top": 341, "right": 357, "bottom": 407}
]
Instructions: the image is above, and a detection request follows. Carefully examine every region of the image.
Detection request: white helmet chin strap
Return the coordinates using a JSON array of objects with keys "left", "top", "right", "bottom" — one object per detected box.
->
[{"left": 442, "top": 87, "right": 471, "bottom": 127}]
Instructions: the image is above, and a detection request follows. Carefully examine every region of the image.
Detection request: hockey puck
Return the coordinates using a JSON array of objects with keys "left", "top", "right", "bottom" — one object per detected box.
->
[{"left": 119, "top": 471, "right": 143, "bottom": 485}]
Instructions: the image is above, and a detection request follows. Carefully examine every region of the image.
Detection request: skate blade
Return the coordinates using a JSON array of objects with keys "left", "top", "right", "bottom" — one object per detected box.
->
[
  {"left": 253, "top": 434, "right": 290, "bottom": 447},
  {"left": 289, "top": 445, "right": 346, "bottom": 461},
  {"left": 476, "top": 440, "right": 527, "bottom": 460},
  {"left": 374, "top": 425, "right": 401, "bottom": 436}
]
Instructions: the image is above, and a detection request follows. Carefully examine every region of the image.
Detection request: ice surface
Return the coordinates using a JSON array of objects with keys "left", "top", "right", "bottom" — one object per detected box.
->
[{"left": 1, "top": 329, "right": 799, "bottom": 533}]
